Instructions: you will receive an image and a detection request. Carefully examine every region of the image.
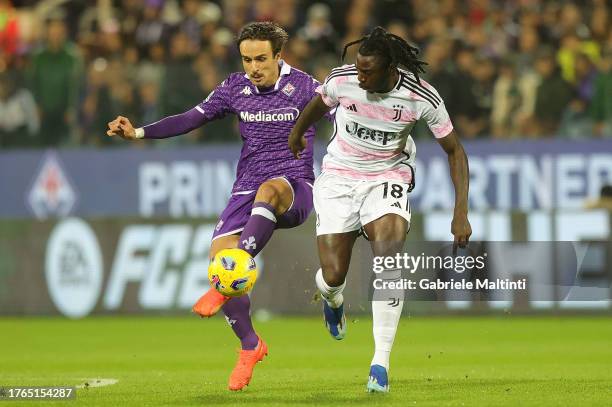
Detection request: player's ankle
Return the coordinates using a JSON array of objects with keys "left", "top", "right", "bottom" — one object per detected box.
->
[{"left": 324, "top": 293, "right": 344, "bottom": 309}]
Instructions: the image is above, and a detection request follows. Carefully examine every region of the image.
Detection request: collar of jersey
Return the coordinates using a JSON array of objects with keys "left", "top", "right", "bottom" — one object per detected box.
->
[{"left": 243, "top": 60, "right": 292, "bottom": 94}]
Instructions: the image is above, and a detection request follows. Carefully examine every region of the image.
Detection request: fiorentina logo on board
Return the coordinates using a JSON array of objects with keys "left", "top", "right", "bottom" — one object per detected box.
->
[{"left": 27, "top": 151, "right": 77, "bottom": 219}]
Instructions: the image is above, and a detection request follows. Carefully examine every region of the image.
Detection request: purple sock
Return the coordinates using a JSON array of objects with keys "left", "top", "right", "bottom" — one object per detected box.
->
[
  {"left": 222, "top": 295, "right": 259, "bottom": 350},
  {"left": 238, "top": 202, "right": 277, "bottom": 257}
]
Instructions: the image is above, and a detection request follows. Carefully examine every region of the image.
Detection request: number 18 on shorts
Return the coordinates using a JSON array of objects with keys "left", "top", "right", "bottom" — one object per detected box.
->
[{"left": 313, "top": 172, "right": 412, "bottom": 236}]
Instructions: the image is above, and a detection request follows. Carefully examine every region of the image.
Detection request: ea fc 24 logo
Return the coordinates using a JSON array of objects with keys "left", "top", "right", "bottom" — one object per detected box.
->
[
  {"left": 28, "top": 152, "right": 77, "bottom": 219},
  {"left": 45, "top": 218, "right": 103, "bottom": 318}
]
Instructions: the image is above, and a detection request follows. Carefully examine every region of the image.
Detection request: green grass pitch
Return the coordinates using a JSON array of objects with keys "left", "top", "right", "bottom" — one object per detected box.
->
[{"left": 1, "top": 315, "right": 610, "bottom": 406}]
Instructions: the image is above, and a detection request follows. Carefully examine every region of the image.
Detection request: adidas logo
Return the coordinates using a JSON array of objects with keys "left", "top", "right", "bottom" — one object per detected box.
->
[
  {"left": 347, "top": 103, "right": 357, "bottom": 112},
  {"left": 240, "top": 86, "right": 252, "bottom": 96},
  {"left": 391, "top": 201, "right": 402, "bottom": 209}
]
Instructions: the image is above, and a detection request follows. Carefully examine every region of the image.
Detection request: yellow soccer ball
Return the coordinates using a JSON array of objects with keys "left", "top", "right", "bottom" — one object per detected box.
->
[{"left": 208, "top": 248, "right": 258, "bottom": 297}]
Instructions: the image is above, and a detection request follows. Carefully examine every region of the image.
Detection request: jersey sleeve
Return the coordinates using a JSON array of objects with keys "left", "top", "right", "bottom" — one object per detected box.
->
[
  {"left": 194, "top": 75, "right": 234, "bottom": 121},
  {"left": 306, "top": 76, "right": 334, "bottom": 122},
  {"left": 420, "top": 99, "right": 454, "bottom": 139},
  {"left": 315, "top": 74, "right": 340, "bottom": 108}
]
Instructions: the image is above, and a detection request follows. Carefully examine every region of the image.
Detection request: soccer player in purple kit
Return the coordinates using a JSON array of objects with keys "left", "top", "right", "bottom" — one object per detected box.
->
[{"left": 106, "top": 22, "right": 319, "bottom": 391}]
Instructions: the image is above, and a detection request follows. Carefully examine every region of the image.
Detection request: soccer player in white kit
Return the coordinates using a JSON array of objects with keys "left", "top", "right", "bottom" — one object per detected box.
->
[{"left": 289, "top": 27, "right": 471, "bottom": 393}]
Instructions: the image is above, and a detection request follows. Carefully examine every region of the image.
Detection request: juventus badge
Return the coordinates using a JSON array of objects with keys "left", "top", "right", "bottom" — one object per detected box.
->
[{"left": 392, "top": 104, "right": 404, "bottom": 122}]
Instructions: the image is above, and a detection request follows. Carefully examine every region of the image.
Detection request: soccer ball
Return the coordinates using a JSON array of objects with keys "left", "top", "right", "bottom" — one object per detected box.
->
[{"left": 208, "top": 248, "right": 258, "bottom": 297}]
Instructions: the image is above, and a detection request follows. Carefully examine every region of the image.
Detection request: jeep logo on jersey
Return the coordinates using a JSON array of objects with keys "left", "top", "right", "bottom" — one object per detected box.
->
[
  {"left": 345, "top": 121, "right": 400, "bottom": 146},
  {"left": 239, "top": 108, "right": 300, "bottom": 123},
  {"left": 28, "top": 152, "right": 77, "bottom": 219}
]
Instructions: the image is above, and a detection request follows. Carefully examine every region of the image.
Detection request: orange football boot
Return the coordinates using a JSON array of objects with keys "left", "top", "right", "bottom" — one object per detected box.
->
[
  {"left": 192, "top": 288, "right": 229, "bottom": 317},
  {"left": 228, "top": 338, "right": 268, "bottom": 391}
]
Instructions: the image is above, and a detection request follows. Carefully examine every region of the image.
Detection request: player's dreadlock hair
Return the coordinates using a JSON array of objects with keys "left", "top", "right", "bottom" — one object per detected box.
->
[
  {"left": 342, "top": 26, "right": 427, "bottom": 84},
  {"left": 236, "top": 22, "right": 289, "bottom": 55}
]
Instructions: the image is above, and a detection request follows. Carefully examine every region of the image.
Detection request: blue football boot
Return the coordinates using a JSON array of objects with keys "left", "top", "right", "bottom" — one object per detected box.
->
[
  {"left": 366, "top": 364, "right": 389, "bottom": 393},
  {"left": 323, "top": 301, "right": 346, "bottom": 340}
]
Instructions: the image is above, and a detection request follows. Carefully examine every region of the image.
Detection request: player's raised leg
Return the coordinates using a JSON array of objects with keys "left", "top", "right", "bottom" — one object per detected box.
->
[
  {"left": 225, "top": 178, "right": 296, "bottom": 390},
  {"left": 193, "top": 178, "right": 294, "bottom": 318},
  {"left": 194, "top": 178, "right": 294, "bottom": 390},
  {"left": 316, "top": 232, "right": 358, "bottom": 340},
  {"left": 224, "top": 179, "right": 292, "bottom": 343},
  {"left": 363, "top": 214, "right": 408, "bottom": 393}
]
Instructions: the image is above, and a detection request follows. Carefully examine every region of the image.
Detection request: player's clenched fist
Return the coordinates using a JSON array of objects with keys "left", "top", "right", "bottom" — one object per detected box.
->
[
  {"left": 288, "top": 129, "right": 307, "bottom": 159},
  {"left": 451, "top": 214, "right": 472, "bottom": 253},
  {"left": 106, "top": 116, "right": 137, "bottom": 140}
]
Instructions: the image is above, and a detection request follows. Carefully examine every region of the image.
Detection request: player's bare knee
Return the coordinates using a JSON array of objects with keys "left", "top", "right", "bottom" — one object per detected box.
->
[
  {"left": 255, "top": 182, "right": 281, "bottom": 209},
  {"left": 321, "top": 266, "right": 346, "bottom": 287},
  {"left": 209, "top": 235, "right": 240, "bottom": 260},
  {"left": 371, "top": 240, "right": 405, "bottom": 258},
  {"left": 255, "top": 180, "right": 292, "bottom": 213},
  {"left": 367, "top": 215, "right": 408, "bottom": 243}
]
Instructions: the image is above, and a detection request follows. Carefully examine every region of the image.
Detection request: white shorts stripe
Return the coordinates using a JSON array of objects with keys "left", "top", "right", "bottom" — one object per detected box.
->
[{"left": 212, "top": 228, "right": 244, "bottom": 241}]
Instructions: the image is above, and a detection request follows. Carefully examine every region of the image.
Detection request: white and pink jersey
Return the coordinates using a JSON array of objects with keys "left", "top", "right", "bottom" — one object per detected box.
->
[{"left": 316, "top": 64, "right": 453, "bottom": 188}]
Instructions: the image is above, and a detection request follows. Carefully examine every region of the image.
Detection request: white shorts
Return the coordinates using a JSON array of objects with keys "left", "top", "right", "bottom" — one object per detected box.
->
[{"left": 313, "top": 172, "right": 412, "bottom": 236}]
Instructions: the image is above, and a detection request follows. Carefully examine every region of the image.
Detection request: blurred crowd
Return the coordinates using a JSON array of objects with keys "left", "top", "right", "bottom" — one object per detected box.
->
[{"left": 0, "top": 0, "right": 611, "bottom": 148}]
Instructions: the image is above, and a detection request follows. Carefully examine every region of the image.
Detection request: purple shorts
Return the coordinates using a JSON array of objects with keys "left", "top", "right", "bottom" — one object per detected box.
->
[{"left": 212, "top": 177, "right": 314, "bottom": 241}]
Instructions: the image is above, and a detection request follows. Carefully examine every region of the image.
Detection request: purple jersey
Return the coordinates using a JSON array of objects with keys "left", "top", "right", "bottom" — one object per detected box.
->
[{"left": 143, "top": 61, "right": 318, "bottom": 193}]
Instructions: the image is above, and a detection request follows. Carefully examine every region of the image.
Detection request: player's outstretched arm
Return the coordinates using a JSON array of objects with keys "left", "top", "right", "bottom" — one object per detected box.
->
[
  {"left": 437, "top": 130, "right": 472, "bottom": 250},
  {"left": 106, "top": 107, "right": 209, "bottom": 141},
  {"left": 289, "top": 95, "right": 331, "bottom": 159}
]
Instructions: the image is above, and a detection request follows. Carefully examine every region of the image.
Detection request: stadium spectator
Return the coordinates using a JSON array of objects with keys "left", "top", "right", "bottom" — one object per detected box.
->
[
  {"left": 208, "top": 27, "right": 236, "bottom": 74},
  {"left": 135, "top": 0, "right": 169, "bottom": 55},
  {"left": 467, "top": 54, "right": 496, "bottom": 138},
  {"left": 0, "top": 0, "right": 20, "bottom": 59},
  {"left": 28, "top": 16, "right": 81, "bottom": 146},
  {"left": 81, "top": 57, "right": 137, "bottom": 147},
  {"left": 198, "top": 2, "right": 223, "bottom": 48},
  {"left": 559, "top": 52, "right": 598, "bottom": 138},
  {"left": 491, "top": 59, "right": 519, "bottom": 138},
  {"left": 178, "top": 0, "right": 203, "bottom": 49},
  {"left": 450, "top": 46, "right": 484, "bottom": 138},
  {"left": 158, "top": 30, "right": 201, "bottom": 144},
  {"left": 530, "top": 49, "right": 574, "bottom": 137},
  {"left": 591, "top": 48, "right": 612, "bottom": 137},
  {"left": 282, "top": 35, "right": 311, "bottom": 72},
  {"left": 557, "top": 33, "right": 600, "bottom": 85},
  {"left": 516, "top": 26, "right": 541, "bottom": 73},
  {"left": 297, "top": 3, "right": 337, "bottom": 56},
  {"left": 590, "top": 0, "right": 609, "bottom": 46},
  {"left": 490, "top": 57, "right": 539, "bottom": 138},
  {"left": 422, "top": 39, "right": 457, "bottom": 116},
  {"left": 0, "top": 69, "right": 38, "bottom": 146}
]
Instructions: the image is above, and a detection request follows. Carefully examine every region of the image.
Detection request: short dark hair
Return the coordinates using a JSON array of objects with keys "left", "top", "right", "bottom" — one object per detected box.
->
[
  {"left": 342, "top": 26, "right": 427, "bottom": 84},
  {"left": 236, "top": 22, "right": 289, "bottom": 55}
]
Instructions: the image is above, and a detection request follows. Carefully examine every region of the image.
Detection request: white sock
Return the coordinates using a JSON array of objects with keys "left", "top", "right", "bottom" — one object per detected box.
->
[
  {"left": 315, "top": 268, "right": 345, "bottom": 308},
  {"left": 371, "top": 268, "right": 404, "bottom": 370}
]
